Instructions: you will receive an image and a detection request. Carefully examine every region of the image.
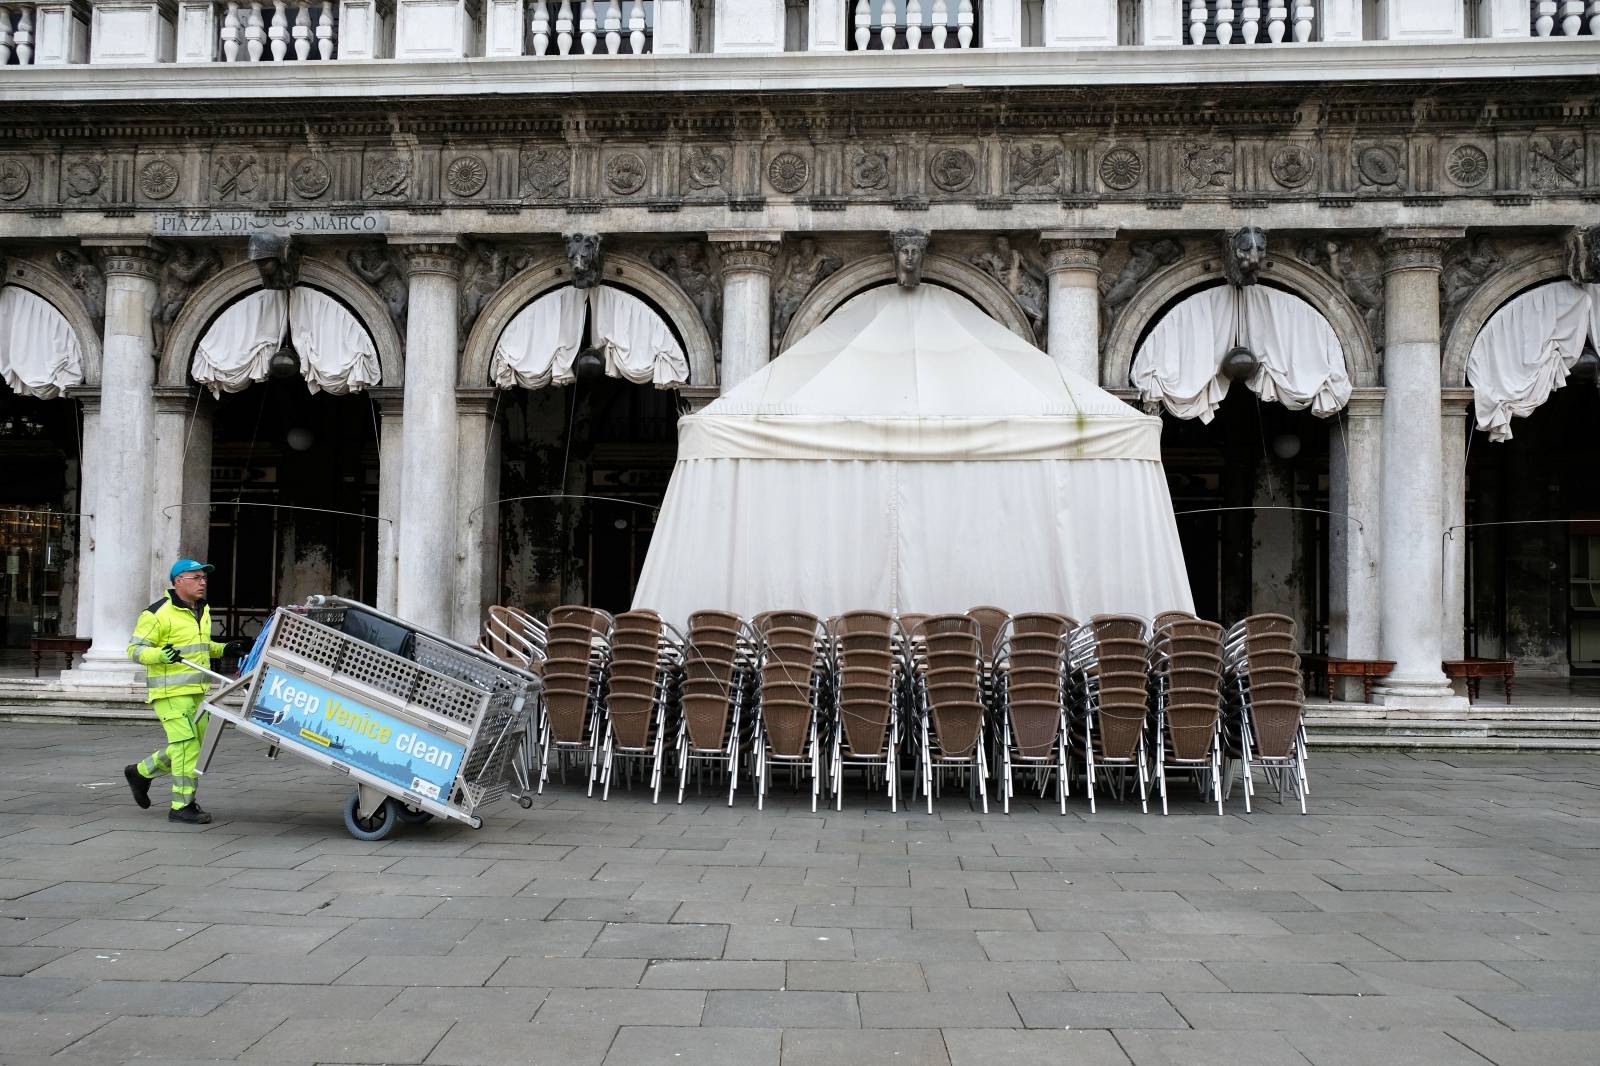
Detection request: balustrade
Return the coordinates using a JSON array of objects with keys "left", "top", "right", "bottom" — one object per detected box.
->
[
  {"left": 848, "top": 0, "right": 977, "bottom": 50},
  {"left": 1531, "top": 0, "right": 1600, "bottom": 36},
  {"left": 529, "top": 1, "right": 652, "bottom": 55},
  {"left": 207, "top": 0, "right": 335, "bottom": 60},
  {"left": 0, "top": 5, "right": 36, "bottom": 64},
  {"left": 1187, "top": 0, "right": 1314, "bottom": 43}
]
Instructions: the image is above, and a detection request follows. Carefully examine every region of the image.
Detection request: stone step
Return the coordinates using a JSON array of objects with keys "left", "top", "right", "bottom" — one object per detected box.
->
[{"left": 1307, "top": 715, "right": 1600, "bottom": 751}]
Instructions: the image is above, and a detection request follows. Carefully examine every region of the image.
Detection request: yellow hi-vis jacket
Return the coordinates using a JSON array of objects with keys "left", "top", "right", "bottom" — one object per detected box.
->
[{"left": 126, "top": 592, "right": 225, "bottom": 703}]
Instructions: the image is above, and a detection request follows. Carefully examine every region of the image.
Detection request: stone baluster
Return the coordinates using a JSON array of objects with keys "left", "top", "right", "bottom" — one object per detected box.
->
[
  {"left": 1216, "top": 0, "right": 1233, "bottom": 42},
  {"left": 1561, "top": 0, "right": 1584, "bottom": 33},
  {"left": 1590, "top": 0, "right": 1600, "bottom": 36},
  {"left": 292, "top": 0, "right": 311, "bottom": 58},
  {"left": 1535, "top": 1, "right": 1555, "bottom": 35},
  {"left": 1240, "top": 2, "right": 1259, "bottom": 42},
  {"left": 1267, "top": 3, "right": 1286, "bottom": 41},
  {"left": 531, "top": 0, "right": 548, "bottom": 52},
  {"left": 853, "top": 0, "right": 869, "bottom": 49},
  {"left": 269, "top": 0, "right": 288, "bottom": 58},
  {"left": 955, "top": 0, "right": 972, "bottom": 45},
  {"left": 1189, "top": 0, "right": 1206, "bottom": 42},
  {"left": 15, "top": 5, "right": 31, "bottom": 64},
  {"left": 555, "top": 0, "right": 572, "bottom": 52},
  {"left": 627, "top": 0, "right": 643, "bottom": 51},
  {"left": 602, "top": 0, "right": 619, "bottom": 52},
  {"left": 879, "top": 0, "right": 898, "bottom": 49},
  {"left": 0, "top": 7, "right": 14, "bottom": 65},
  {"left": 246, "top": 1, "right": 265, "bottom": 59},
  {"left": 1292, "top": 2, "right": 1312, "bottom": 40},
  {"left": 578, "top": 0, "right": 595, "bottom": 52},
  {"left": 316, "top": 2, "right": 334, "bottom": 58},
  {"left": 931, "top": 0, "right": 947, "bottom": 46},
  {"left": 220, "top": 1, "right": 240, "bottom": 59},
  {"left": 905, "top": 0, "right": 921, "bottom": 47}
]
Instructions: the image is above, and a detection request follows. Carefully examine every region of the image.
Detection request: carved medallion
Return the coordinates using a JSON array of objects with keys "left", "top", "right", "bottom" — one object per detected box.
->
[
  {"left": 1355, "top": 144, "right": 1404, "bottom": 189},
  {"left": 213, "top": 153, "right": 262, "bottom": 202},
  {"left": 138, "top": 160, "right": 180, "bottom": 201},
  {"left": 684, "top": 146, "right": 728, "bottom": 191},
  {"left": 851, "top": 148, "right": 890, "bottom": 191},
  {"left": 446, "top": 155, "right": 488, "bottom": 197},
  {"left": 289, "top": 156, "right": 332, "bottom": 199},
  {"left": 0, "top": 159, "right": 30, "bottom": 201},
  {"left": 1444, "top": 144, "right": 1489, "bottom": 188},
  {"left": 605, "top": 152, "right": 647, "bottom": 195},
  {"left": 1269, "top": 144, "right": 1315, "bottom": 189},
  {"left": 1099, "top": 147, "right": 1143, "bottom": 191},
  {"left": 767, "top": 151, "right": 810, "bottom": 194},
  {"left": 1010, "top": 143, "right": 1062, "bottom": 192},
  {"left": 928, "top": 148, "right": 976, "bottom": 193},
  {"left": 520, "top": 147, "right": 571, "bottom": 199},
  {"left": 365, "top": 155, "right": 411, "bottom": 199},
  {"left": 1529, "top": 134, "right": 1583, "bottom": 190},
  {"left": 63, "top": 159, "right": 105, "bottom": 200},
  {"left": 1179, "top": 141, "right": 1234, "bottom": 192}
]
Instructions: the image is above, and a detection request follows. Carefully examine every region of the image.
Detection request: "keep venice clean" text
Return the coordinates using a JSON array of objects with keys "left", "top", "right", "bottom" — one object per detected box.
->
[{"left": 266, "top": 674, "right": 455, "bottom": 770}]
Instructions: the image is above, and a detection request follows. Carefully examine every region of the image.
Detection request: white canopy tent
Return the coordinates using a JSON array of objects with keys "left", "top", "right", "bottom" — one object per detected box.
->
[{"left": 632, "top": 284, "right": 1195, "bottom": 626}]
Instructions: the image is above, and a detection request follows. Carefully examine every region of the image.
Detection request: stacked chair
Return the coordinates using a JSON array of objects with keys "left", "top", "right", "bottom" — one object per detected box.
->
[
  {"left": 992, "top": 612, "right": 1076, "bottom": 814},
  {"left": 1067, "top": 615, "right": 1154, "bottom": 814},
  {"left": 826, "top": 611, "right": 904, "bottom": 811},
  {"left": 593, "top": 610, "right": 683, "bottom": 802},
  {"left": 536, "top": 606, "right": 613, "bottom": 794},
  {"left": 1148, "top": 612, "right": 1226, "bottom": 815},
  {"left": 674, "top": 610, "right": 754, "bottom": 805},
  {"left": 1222, "top": 613, "right": 1309, "bottom": 814},
  {"left": 909, "top": 615, "right": 990, "bottom": 814},
  {"left": 752, "top": 611, "right": 829, "bottom": 812},
  {"left": 479, "top": 605, "right": 547, "bottom": 671}
]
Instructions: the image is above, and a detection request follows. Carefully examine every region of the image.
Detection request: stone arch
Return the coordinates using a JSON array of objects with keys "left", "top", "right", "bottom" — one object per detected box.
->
[
  {"left": 461, "top": 252, "right": 717, "bottom": 389},
  {"left": 2, "top": 256, "right": 104, "bottom": 388},
  {"left": 159, "top": 257, "right": 405, "bottom": 389},
  {"left": 780, "top": 252, "right": 1034, "bottom": 353},
  {"left": 1442, "top": 246, "right": 1567, "bottom": 389},
  {"left": 1103, "top": 252, "right": 1379, "bottom": 390}
]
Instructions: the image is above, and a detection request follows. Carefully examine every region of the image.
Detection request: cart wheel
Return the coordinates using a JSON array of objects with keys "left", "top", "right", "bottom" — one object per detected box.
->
[
  {"left": 517, "top": 795, "right": 534, "bottom": 810},
  {"left": 342, "top": 791, "right": 398, "bottom": 841},
  {"left": 395, "top": 805, "right": 433, "bottom": 825}
]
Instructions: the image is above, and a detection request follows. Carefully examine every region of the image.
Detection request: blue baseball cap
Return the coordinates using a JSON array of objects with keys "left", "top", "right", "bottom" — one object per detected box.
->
[{"left": 169, "top": 558, "right": 215, "bottom": 582}]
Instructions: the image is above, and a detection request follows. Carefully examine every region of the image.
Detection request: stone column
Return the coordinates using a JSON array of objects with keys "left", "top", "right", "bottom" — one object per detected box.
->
[
  {"left": 1041, "top": 229, "right": 1114, "bottom": 384},
  {"left": 453, "top": 388, "right": 501, "bottom": 645},
  {"left": 1327, "top": 387, "right": 1384, "bottom": 701},
  {"left": 392, "top": 240, "right": 464, "bottom": 633},
  {"left": 1373, "top": 228, "right": 1465, "bottom": 707},
  {"left": 66, "top": 241, "right": 164, "bottom": 684},
  {"left": 368, "top": 387, "right": 403, "bottom": 617},
  {"left": 71, "top": 390, "right": 102, "bottom": 640},
  {"left": 1441, "top": 387, "right": 1474, "bottom": 663},
  {"left": 150, "top": 386, "right": 213, "bottom": 592},
  {"left": 710, "top": 234, "right": 780, "bottom": 393}
]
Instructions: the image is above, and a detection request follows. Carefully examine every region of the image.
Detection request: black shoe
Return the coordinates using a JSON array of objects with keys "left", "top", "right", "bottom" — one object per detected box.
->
[
  {"left": 124, "top": 765, "right": 151, "bottom": 809},
  {"left": 168, "top": 803, "right": 212, "bottom": 825}
]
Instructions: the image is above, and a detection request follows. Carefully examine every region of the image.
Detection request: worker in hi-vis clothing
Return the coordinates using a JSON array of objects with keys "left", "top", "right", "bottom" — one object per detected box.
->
[{"left": 123, "top": 558, "right": 245, "bottom": 824}]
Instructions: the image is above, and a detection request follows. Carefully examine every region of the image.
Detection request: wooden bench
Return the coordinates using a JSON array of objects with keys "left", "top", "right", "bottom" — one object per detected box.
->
[
  {"left": 1444, "top": 658, "right": 1515, "bottom": 703},
  {"left": 1302, "top": 654, "right": 1396, "bottom": 703},
  {"left": 30, "top": 636, "right": 92, "bottom": 676}
]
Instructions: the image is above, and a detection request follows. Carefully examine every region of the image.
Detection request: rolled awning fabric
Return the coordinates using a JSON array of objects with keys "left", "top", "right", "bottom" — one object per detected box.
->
[
  {"left": 0, "top": 285, "right": 85, "bottom": 399},
  {"left": 1467, "top": 280, "right": 1598, "bottom": 442}
]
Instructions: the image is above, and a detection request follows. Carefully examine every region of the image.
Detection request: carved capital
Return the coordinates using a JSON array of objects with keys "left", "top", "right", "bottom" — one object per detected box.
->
[
  {"left": 1342, "top": 386, "right": 1386, "bottom": 420},
  {"left": 1440, "top": 386, "right": 1474, "bottom": 418},
  {"left": 1379, "top": 228, "right": 1463, "bottom": 275},
  {"left": 455, "top": 387, "right": 499, "bottom": 418},
  {"left": 1042, "top": 239, "right": 1109, "bottom": 274},
  {"left": 152, "top": 384, "right": 201, "bottom": 413},
  {"left": 397, "top": 241, "right": 467, "bottom": 280},
  {"left": 367, "top": 386, "right": 405, "bottom": 417},
  {"left": 718, "top": 240, "right": 780, "bottom": 276},
  {"left": 91, "top": 242, "right": 165, "bottom": 280}
]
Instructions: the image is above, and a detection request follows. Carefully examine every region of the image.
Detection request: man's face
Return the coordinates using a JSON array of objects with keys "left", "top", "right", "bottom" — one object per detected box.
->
[{"left": 173, "top": 570, "right": 208, "bottom": 601}]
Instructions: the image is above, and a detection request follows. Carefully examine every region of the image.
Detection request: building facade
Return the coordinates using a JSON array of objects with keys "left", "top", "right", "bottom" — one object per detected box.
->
[{"left": 1, "top": 0, "right": 1598, "bottom": 710}]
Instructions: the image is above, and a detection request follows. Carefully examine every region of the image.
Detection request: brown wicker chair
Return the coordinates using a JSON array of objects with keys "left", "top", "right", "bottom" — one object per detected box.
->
[
  {"left": 993, "top": 612, "right": 1074, "bottom": 814},
  {"left": 753, "top": 611, "right": 827, "bottom": 811},
  {"left": 911, "top": 615, "right": 989, "bottom": 813},
  {"left": 1066, "top": 615, "right": 1154, "bottom": 814},
  {"left": 1150, "top": 616, "right": 1224, "bottom": 815},
  {"left": 826, "top": 611, "right": 903, "bottom": 811},
  {"left": 594, "top": 611, "right": 682, "bottom": 802},
  {"left": 479, "top": 605, "right": 547, "bottom": 671},
  {"left": 675, "top": 610, "right": 754, "bottom": 805},
  {"left": 536, "top": 606, "right": 613, "bottom": 793},
  {"left": 1222, "top": 613, "right": 1308, "bottom": 814}
]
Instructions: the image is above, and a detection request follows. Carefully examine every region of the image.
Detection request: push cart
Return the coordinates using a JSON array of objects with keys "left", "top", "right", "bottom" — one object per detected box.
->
[{"left": 193, "top": 595, "right": 540, "bottom": 840}]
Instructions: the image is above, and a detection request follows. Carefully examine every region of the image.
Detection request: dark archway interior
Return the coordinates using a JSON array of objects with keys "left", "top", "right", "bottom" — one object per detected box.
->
[{"left": 0, "top": 388, "right": 82, "bottom": 647}]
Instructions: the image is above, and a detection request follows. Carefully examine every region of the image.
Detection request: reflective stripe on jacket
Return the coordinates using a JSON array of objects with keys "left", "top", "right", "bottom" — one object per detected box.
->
[{"left": 127, "top": 592, "right": 225, "bottom": 703}]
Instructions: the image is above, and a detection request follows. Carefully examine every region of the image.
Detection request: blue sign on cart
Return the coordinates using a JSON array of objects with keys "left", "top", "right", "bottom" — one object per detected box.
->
[{"left": 249, "top": 667, "right": 465, "bottom": 802}]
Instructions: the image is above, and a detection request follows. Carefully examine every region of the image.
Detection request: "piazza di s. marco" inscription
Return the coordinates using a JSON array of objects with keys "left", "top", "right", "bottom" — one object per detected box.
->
[{"left": 153, "top": 210, "right": 389, "bottom": 236}]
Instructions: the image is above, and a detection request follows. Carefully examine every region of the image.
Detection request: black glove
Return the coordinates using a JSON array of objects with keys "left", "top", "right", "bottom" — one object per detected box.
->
[
  {"left": 224, "top": 640, "right": 249, "bottom": 659},
  {"left": 161, "top": 644, "right": 181, "bottom": 664}
]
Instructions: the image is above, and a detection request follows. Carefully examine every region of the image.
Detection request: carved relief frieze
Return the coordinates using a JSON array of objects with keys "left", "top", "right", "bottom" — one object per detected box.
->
[
  {"left": 649, "top": 241, "right": 722, "bottom": 344},
  {"left": 766, "top": 150, "right": 811, "bottom": 196},
  {"left": 137, "top": 158, "right": 181, "bottom": 202},
  {"left": 1008, "top": 142, "right": 1063, "bottom": 195},
  {"left": 212, "top": 151, "right": 265, "bottom": 203},
  {"left": 927, "top": 147, "right": 977, "bottom": 194},
  {"left": 364, "top": 153, "right": 412, "bottom": 200},
  {"left": 770, "top": 237, "right": 841, "bottom": 349},
  {"left": 1444, "top": 143, "right": 1491, "bottom": 189},
  {"left": 1269, "top": 143, "right": 1316, "bottom": 190},
  {"left": 849, "top": 146, "right": 892, "bottom": 193},
  {"left": 1098, "top": 237, "right": 1181, "bottom": 341},
  {"left": 0, "top": 158, "right": 33, "bottom": 202},
  {"left": 1098, "top": 146, "right": 1144, "bottom": 192},
  {"left": 1297, "top": 238, "right": 1384, "bottom": 350},
  {"left": 970, "top": 234, "right": 1046, "bottom": 343},
  {"left": 445, "top": 154, "right": 489, "bottom": 198},
  {"left": 1440, "top": 236, "right": 1503, "bottom": 335},
  {"left": 61, "top": 155, "right": 106, "bottom": 202},
  {"left": 53, "top": 249, "right": 105, "bottom": 328},
  {"left": 155, "top": 244, "right": 221, "bottom": 353},
  {"left": 1529, "top": 133, "right": 1583, "bottom": 190},
  {"left": 1353, "top": 141, "right": 1406, "bottom": 193},
  {"left": 287, "top": 154, "right": 333, "bottom": 200},
  {"left": 520, "top": 146, "right": 571, "bottom": 200},
  {"left": 1178, "top": 141, "right": 1234, "bottom": 193},
  {"left": 682, "top": 145, "right": 730, "bottom": 194},
  {"left": 347, "top": 245, "right": 409, "bottom": 336},
  {"left": 604, "top": 150, "right": 649, "bottom": 196}
]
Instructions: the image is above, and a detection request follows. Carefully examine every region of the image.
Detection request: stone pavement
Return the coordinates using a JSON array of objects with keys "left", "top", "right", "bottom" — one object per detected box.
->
[{"left": 2, "top": 722, "right": 1598, "bottom": 1066}]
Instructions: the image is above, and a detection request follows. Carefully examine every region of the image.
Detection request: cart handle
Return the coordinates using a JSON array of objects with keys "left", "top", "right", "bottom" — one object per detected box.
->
[
  {"left": 178, "top": 657, "right": 238, "bottom": 685},
  {"left": 303, "top": 595, "right": 543, "bottom": 685}
]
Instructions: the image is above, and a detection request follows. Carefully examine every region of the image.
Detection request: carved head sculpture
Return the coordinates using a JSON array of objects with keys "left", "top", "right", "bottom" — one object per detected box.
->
[
  {"left": 564, "top": 232, "right": 603, "bottom": 289},
  {"left": 248, "top": 231, "right": 300, "bottom": 290},
  {"left": 890, "top": 228, "right": 929, "bottom": 289},
  {"left": 1222, "top": 226, "right": 1267, "bottom": 287},
  {"left": 1566, "top": 225, "right": 1600, "bottom": 286}
]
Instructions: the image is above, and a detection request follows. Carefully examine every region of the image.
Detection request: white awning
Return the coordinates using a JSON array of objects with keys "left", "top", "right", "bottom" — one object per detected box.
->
[
  {"left": 1467, "top": 280, "right": 1600, "bottom": 442},
  {"left": 193, "top": 286, "right": 380, "bottom": 397},
  {"left": 0, "top": 286, "right": 85, "bottom": 399},
  {"left": 490, "top": 284, "right": 688, "bottom": 390}
]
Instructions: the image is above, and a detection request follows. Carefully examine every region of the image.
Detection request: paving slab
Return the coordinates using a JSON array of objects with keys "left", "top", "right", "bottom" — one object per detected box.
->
[
  {"left": 781, "top": 1028, "right": 949, "bottom": 1066},
  {"left": 602, "top": 1025, "right": 779, "bottom": 1066},
  {"left": 942, "top": 1028, "right": 1132, "bottom": 1066}
]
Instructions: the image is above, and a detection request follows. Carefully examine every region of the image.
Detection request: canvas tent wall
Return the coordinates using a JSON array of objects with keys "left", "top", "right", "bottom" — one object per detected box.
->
[{"left": 631, "top": 284, "right": 1195, "bottom": 626}]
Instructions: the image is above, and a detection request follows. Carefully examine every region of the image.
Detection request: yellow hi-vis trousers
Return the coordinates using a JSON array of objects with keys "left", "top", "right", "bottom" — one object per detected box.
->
[{"left": 136, "top": 694, "right": 208, "bottom": 810}]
